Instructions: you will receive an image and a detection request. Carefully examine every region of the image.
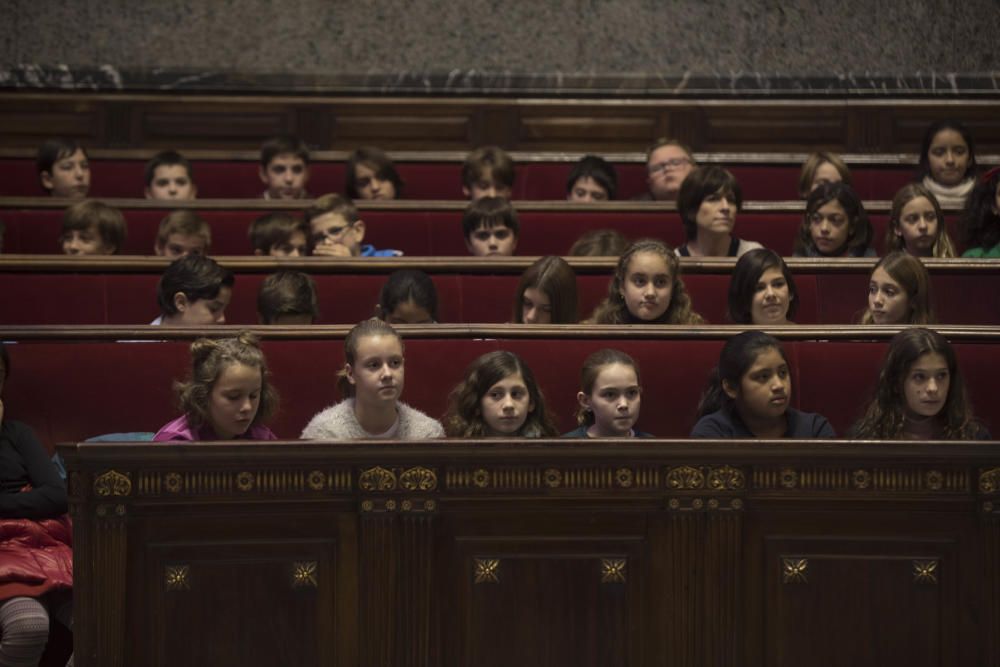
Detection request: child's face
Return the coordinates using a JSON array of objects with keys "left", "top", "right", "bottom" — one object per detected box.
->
[
  {"left": 480, "top": 372, "right": 533, "bottom": 436},
  {"left": 896, "top": 196, "right": 939, "bottom": 256},
  {"left": 808, "top": 200, "right": 850, "bottom": 256},
  {"left": 61, "top": 225, "right": 114, "bottom": 255},
  {"left": 646, "top": 145, "right": 693, "bottom": 201},
  {"left": 695, "top": 188, "right": 737, "bottom": 239},
  {"left": 619, "top": 251, "right": 672, "bottom": 321},
  {"left": 43, "top": 149, "right": 90, "bottom": 198},
  {"left": 751, "top": 266, "right": 791, "bottom": 325},
  {"left": 354, "top": 163, "right": 396, "bottom": 200},
  {"left": 260, "top": 153, "right": 309, "bottom": 199},
  {"left": 466, "top": 223, "right": 517, "bottom": 257},
  {"left": 809, "top": 161, "right": 842, "bottom": 193},
  {"left": 521, "top": 287, "right": 552, "bottom": 324},
  {"left": 269, "top": 230, "right": 308, "bottom": 257},
  {"left": 146, "top": 165, "right": 196, "bottom": 200},
  {"left": 310, "top": 212, "right": 364, "bottom": 257},
  {"left": 207, "top": 362, "right": 262, "bottom": 439},
  {"left": 567, "top": 176, "right": 609, "bottom": 202},
  {"left": 579, "top": 363, "right": 641, "bottom": 437},
  {"left": 384, "top": 300, "right": 434, "bottom": 325},
  {"left": 903, "top": 352, "right": 950, "bottom": 418},
  {"left": 464, "top": 170, "right": 512, "bottom": 201},
  {"left": 868, "top": 266, "right": 910, "bottom": 325},
  {"left": 347, "top": 335, "right": 405, "bottom": 405},
  {"left": 927, "top": 129, "right": 970, "bottom": 187},
  {"left": 157, "top": 233, "right": 207, "bottom": 259},
  {"left": 726, "top": 347, "right": 790, "bottom": 422},
  {"left": 175, "top": 287, "right": 231, "bottom": 326}
]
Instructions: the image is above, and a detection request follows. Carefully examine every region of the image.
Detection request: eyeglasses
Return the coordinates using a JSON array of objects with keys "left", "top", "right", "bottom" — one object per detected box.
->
[
  {"left": 648, "top": 158, "right": 692, "bottom": 175},
  {"left": 311, "top": 222, "right": 354, "bottom": 245}
]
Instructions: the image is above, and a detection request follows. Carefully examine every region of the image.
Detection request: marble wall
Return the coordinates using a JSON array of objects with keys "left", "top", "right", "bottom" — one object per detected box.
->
[{"left": 2, "top": 0, "right": 999, "bottom": 92}]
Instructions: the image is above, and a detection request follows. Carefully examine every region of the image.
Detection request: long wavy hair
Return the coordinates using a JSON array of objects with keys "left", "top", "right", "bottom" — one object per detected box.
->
[
  {"left": 884, "top": 183, "right": 956, "bottom": 257},
  {"left": 794, "top": 182, "right": 873, "bottom": 257},
  {"left": 959, "top": 169, "right": 1000, "bottom": 251},
  {"left": 512, "top": 255, "right": 578, "bottom": 324},
  {"left": 858, "top": 252, "right": 936, "bottom": 325}
]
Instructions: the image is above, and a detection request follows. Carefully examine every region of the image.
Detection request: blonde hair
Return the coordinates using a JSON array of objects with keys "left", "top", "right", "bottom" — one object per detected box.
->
[
  {"left": 338, "top": 319, "right": 403, "bottom": 398},
  {"left": 798, "top": 152, "right": 851, "bottom": 198},
  {"left": 884, "top": 183, "right": 957, "bottom": 258}
]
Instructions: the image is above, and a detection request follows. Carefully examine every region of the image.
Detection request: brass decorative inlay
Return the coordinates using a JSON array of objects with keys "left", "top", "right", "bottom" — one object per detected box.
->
[
  {"left": 913, "top": 560, "right": 938, "bottom": 584},
  {"left": 424, "top": 500, "right": 436, "bottom": 511},
  {"left": 472, "top": 469, "right": 490, "bottom": 488},
  {"left": 236, "top": 471, "right": 255, "bottom": 492},
  {"left": 400, "top": 466, "right": 437, "bottom": 491},
  {"left": 979, "top": 468, "right": 1000, "bottom": 493},
  {"left": 165, "top": 565, "right": 190, "bottom": 591},
  {"left": 361, "top": 500, "right": 374, "bottom": 512},
  {"left": 359, "top": 466, "right": 397, "bottom": 491},
  {"left": 543, "top": 468, "right": 562, "bottom": 488},
  {"left": 852, "top": 469, "right": 872, "bottom": 490},
  {"left": 385, "top": 499, "right": 397, "bottom": 511},
  {"left": 601, "top": 559, "right": 626, "bottom": 584},
  {"left": 780, "top": 468, "right": 798, "bottom": 489},
  {"left": 707, "top": 498, "right": 719, "bottom": 509},
  {"left": 307, "top": 470, "right": 325, "bottom": 491},
  {"left": 96, "top": 504, "right": 126, "bottom": 518},
  {"left": 164, "top": 473, "right": 182, "bottom": 493},
  {"left": 93, "top": 470, "right": 132, "bottom": 497},
  {"left": 782, "top": 558, "right": 808, "bottom": 584},
  {"left": 615, "top": 468, "right": 634, "bottom": 488},
  {"left": 401, "top": 500, "right": 413, "bottom": 511},
  {"left": 708, "top": 465, "right": 745, "bottom": 490},
  {"left": 666, "top": 465, "right": 705, "bottom": 489},
  {"left": 925, "top": 471, "right": 943, "bottom": 491},
  {"left": 474, "top": 559, "right": 500, "bottom": 584},
  {"left": 292, "top": 562, "right": 318, "bottom": 588}
]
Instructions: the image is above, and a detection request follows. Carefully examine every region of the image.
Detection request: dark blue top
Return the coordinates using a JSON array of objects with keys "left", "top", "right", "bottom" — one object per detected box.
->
[
  {"left": 690, "top": 407, "right": 835, "bottom": 439},
  {"left": 560, "top": 425, "right": 655, "bottom": 438},
  {"left": 0, "top": 420, "right": 68, "bottom": 519}
]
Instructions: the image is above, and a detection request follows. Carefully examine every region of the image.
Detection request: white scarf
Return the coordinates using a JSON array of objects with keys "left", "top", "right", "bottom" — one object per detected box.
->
[{"left": 922, "top": 175, "right": 974, "bottom": 209}]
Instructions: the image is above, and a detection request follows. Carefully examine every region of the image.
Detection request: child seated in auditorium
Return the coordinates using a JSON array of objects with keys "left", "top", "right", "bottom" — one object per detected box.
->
[
  {"left": 154, "top": 210, "right": 212, "bottom": 258},
  {"left": 347, "top": 147, "right": 402, "bottom": 200},
  {"left": 376, "top": 270, "right": 439, "bottom": 324},
  {"left": 562, "top": 349, "right": 652, "bottom": 438},
  {"left": 884, "top": 184, "right": 956, "bottom": 257},
  {"left": 960, "top": 167, "right": 1000, "bottom": 257},
  {"left": 568, "top": 229, "right": 628, "bottom": 256},
  {"left": 859, "top": 252, "right": 935, "bottom": 325},
  {"left": 301, "top": 319, "right": 444, "bottom": 439},
  {"left": 512, "top": 256, "right": 578, "bottom": 324},
  {"left": 249, "top": 212, "right": 310, "bottom": 257},
  {"left": 462, "top": 146, "right": 514, "bottom": 200},
  {"left": 304, "top": 194, "right": 400, "bottom": 257},
  {"left": 462, "top": 197, "right": 519, "bottom": 257},
  {"left": 636, "top": 138, "right": 696, "bottom": 201},
  {"left": 257, "top": 271, "right": 318, "bottom": 324},
  {"left": 587, "top": 239, "right": 704, "bottom": 324},
  {"left": 566, "top": 155, "right": 617, "bottom": 202},
  {"left": 851, "top": 328, "right": 989, "bottom": 440},
  {"left": 798, "top": 152, "right": 851, "bottom": 198},
  {"left": 918, "top": 120, "right": 977, "bottom": 209},
  {"left": 793, "top": 182, "right": 875, "bottom": 257},
  {"left": 691, "top": 331, "right": 835, "bottom": 438},
  {"left": 60, "top": 200, "right": 127, "bottom": 255},
  {"left": 727, "top": 249, "right": 798, "bottom": 326},
  {"left": 154, "top": 333, "right": 278, "bottom": 441},
  {"left": 144, "top": 150, "right": 197, "bottom": 200},
  {"left": 444, "top": 351, "right": 558, "bottom": 438},
  {"left": 259, "top": 135, "right": 310, "bottom": 200},
  {"left": 37, "top": 138, "right": 90, "bottom": 198},
  {"left": 676, "top": 166, "right": 762, "bottom": 257},
  {"left": 152, "top": 254, "right": 234, "bottom": 325}
]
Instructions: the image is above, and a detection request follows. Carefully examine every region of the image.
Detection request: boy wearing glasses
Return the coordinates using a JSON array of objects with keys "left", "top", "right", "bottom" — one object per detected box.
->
[
  {"left": 635, "top": 138, "right": 696, "bottom": 201},
  {"left": 303, "top": 194, "right": 400, "bottom": 257}
]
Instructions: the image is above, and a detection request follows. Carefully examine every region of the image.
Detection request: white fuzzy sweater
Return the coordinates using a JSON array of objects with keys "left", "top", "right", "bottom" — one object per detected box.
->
[{"left": 300, "top": 399, "right": 444, "bottom": 440}]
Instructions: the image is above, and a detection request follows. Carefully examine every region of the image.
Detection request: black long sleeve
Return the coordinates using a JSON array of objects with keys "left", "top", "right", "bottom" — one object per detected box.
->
[{"left": 0, "top": 421, "right": 68, "bottom": 519}]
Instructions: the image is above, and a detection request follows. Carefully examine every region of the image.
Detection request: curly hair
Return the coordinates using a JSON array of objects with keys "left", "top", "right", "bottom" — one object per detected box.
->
[
  {"left": 794, "top": 182, "right": 873, "bottom": 257},
  {"left": 444, "top": 351, "right": 558, "bottom": 438},
  {"left": 959, "top": 169, "right": 1000, "bottom": 251},
  {"left": 175, "top": 332, "right": 278, "bottom": 431},
  {"left": 587, "top": 239, "right": 704, "bottom": 324}
]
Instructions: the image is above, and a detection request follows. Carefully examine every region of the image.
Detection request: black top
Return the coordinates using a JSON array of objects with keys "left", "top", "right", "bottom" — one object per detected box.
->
[
  {"left": 0, "top": 420, "right": 68, "bottom": 519},
  {"left": 677, "top": 236, "right": 741, "bottom": 257},
  {"left": 560, "top": 425, "right": 655, "bottom": 438},
  {"left": 690, "top": 407, "right": 836, "bottom": 439}
]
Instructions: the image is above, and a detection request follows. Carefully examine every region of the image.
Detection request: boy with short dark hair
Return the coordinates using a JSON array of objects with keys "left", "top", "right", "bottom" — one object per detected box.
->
[
  {"left": 259, "top": 136, "right": 310, "bottom": 200},
  {"left": 249, "top": 213, "right": 310, "bottom": 257},
  {"left": 37, "top": 138, "right": 90, "bottom": 198},
  {"left": 154, "top": 254, "right": 234, "bottom": 326},
  {"left": 257, "top": 271, "right": 319, "bottom": 324},
  {"left": 144, "top": 150, "right": 197, "bottom": 200},
  {"left": 461, "top": 146, "right": 514, "bottom": 200},
  {"left": 461, "top": 196, "right": 519, "bottom": 256},
  {"left": 566, "top": 155, "right": 618, "bottom": 202},
  {"left": 60, "top": 200, "right": 127, "bottom": 255},
  {"left": 154, "top": 210, "right": 212, "bottom": 258},
  {"left": 302, "top": 193, "right": 400, "bottom": 257}
]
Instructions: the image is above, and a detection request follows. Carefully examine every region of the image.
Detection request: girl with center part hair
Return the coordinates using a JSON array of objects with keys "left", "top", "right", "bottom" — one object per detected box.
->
[
  {"left": 691, "top": 331, "right": 835, "bottom": 438},
  {"left": 794, "top": 182, "right": 875, "bottom": 258},
  {"left": 884, "top": 184, "right": 956, "bottom": 257},
  {"left": 512, "top": 256, "right": 578, "bottom": 324},
  {"left": 917, "top": 119, "right": 977, "bottom": 209},
  {"left": 852, "top": 328, "right": 989, "bottom": 440},
  {"left": 798, "top": 152, "right": 851, "bottom": 199},
  {"left": 444, "top": 351, "right": 558, "bottom": 438},
  {"left": 376, "top": 269, "right": 439, "bottom": 325},
  {"left": 301, "top": 320, "right": 444, "bottom": 439},
  {"left": 346, "top": 146, "right": 402, "bottom": 201},
  {"left": 562, "top": 349, "right": 653, "bottom": 438},
  {"left": 587, "top": 239, "right": 704, "bottom": 325},
  {"left": 727, "top": 248, "right": 798, "bottom": 326},
  {"left": 859, "top": 252, "right": 935, "bottom": 326},
  {"left": 960, "top": 167, "right": 1000, "bottom": 257},
  {"left": 154, "top": 333, "right": 279, "bottom": 441},
  {"left": 676, "top": 166, "right": 762, "bottom": 258}
]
